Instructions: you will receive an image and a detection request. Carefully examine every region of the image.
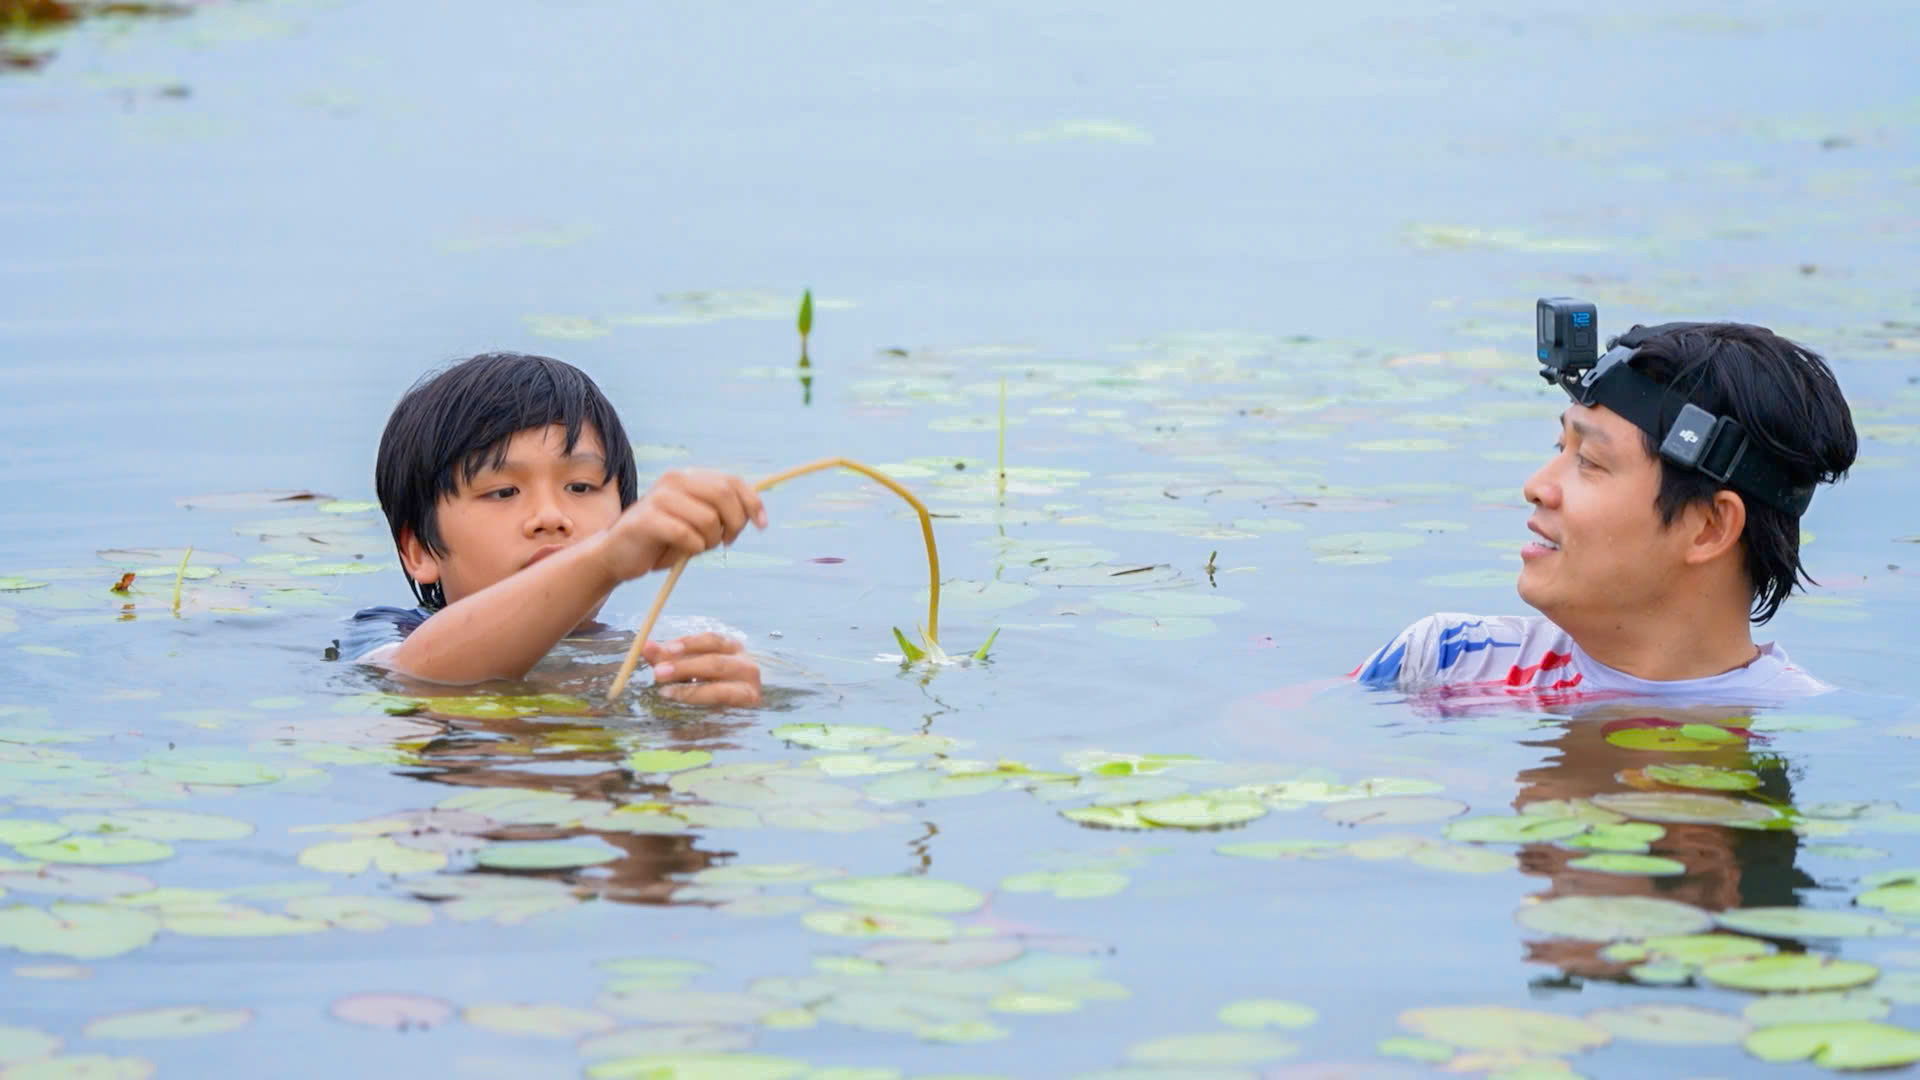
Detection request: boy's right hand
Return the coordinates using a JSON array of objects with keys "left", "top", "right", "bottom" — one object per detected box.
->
[{"left": 597, "top": 470, "right": 767, "bottom": 582}]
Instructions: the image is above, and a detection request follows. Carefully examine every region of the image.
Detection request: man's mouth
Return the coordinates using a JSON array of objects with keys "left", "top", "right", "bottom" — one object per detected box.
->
[
  {"left": 1521, "top": 525, "right": 1561, "bottom": 560},
  {"left": 525, "top": 545, "right": 565, "bottom": 569}
]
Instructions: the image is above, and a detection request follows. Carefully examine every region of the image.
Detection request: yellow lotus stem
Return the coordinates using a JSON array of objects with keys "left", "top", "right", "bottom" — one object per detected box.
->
[
  {"left": 607, "top": 458, "right": 940, "bottom": 702},
  {"left": 170, "top": 546, "right": 193, "bottom": 616}
]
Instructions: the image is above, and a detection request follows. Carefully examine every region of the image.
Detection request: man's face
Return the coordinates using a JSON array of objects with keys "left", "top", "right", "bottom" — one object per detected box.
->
[
  {"left": 1518, "top": 404, "right": 1692, "bottom": 627},
  {"left": 401, "top": 424, "right": 624, "bottom": 607}
]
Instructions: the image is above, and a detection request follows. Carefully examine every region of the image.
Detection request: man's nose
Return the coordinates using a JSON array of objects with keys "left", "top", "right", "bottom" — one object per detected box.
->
[{"left": 1522, "top": 461, "right": 1556, "bottom": 508}]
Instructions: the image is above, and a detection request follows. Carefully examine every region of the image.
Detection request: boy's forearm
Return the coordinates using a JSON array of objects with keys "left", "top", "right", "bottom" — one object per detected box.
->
[{"left": 386, "top": 538, "right": 619, "bottom": 684}]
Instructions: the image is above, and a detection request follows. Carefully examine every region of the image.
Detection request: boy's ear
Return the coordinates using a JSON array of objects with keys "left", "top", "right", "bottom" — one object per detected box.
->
[
  {"left": 1681, "top": 490, "right": 1747, "bottom": 567},
  {"left": 396, "top": 526, "right": 442, "bottom": 585}
]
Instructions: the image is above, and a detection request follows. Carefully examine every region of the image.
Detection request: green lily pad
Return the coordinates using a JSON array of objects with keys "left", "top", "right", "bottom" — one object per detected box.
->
[
  {"left": 594, "top": 989, "right": 782, "bottom": 1025},
  {"left": 1627, "top": 933, "right": 1772, "bottom": 966},
  {"left": 624, "top": 750, "right": 713, "bottom": 774},
  {"left": 0, "top": 578, "right": 49, "bottom": 592},
  {"left": 461, "top": 1003, "right": 617, "bottom": 1038},
  {"left": 161, "top": 905, "right": 327, "bottom": 937},
  {"left": 1745, "top": 1021, "right": 1920, "bottom": 1069},
  {"left": 0, "top": 903, "right": 160, "bottom": 957},
  {"left": 283, "top": 895, "right": 435, "bottom": 931},
  {"left": 1704, "top": 954, "right": 1880, "bottom": 993},
  {"left": 1567, "top": 853, "right": 1687, "bottom": 876},
  {"left": 0, "top": 867, "right": 153, "bottom": 899},
  {"left": 693, "top": 863, "right": 844, "bottom": 887},
  {"left": 82, "top": 1006, "right": 252, "bottom": 1040},
  {"left": 1589, "top": 791, "right": 1784, "bottom": 828},
  {"left": 584, "top": 1053, "right": 807, "bottom": 1080},
  {"left": 1214, "top": 840, "right": 1343, "bottom": 860},
  {"left": 1407, "top": 845, "right": 1516, "bottom": 874},
  {"left": 1217, "top": 1000, "right": 1317, "bottom": 1030},
  {"left": 1126, "top": 1032, "right": 1301, "bottom": 1065},
  {"left": 1745, "top": 992, "right": 1892, "bottom": 1026},
  {"left": 1715, "top": 908, "right": 1906, "bottom": 939},
  {"left": 1445, "top": 816, "right": 1587, "bottom": 845},
  {"left": 1516, "top": 896, "right": 1713, "bottom": 941},
  {"left": 999, "top": 871, "right": 1129, "bottom": 900},
  {"left": 140, "top": 757, "right": 281, "bottom": 787},
  {"left": 475, "top": 841, "right": 621, "bottom": 870},
  {"left": 0, "top": 1024, "right": 60, "bottom": 1063},
  {"left": 1377, "top": 1035, "right": 1456, "bottom": 1063},
  {"left": 1096, "top": 617, "right": 1218, "bottom": 641},
  {"left": 14, "top": 836, "right": 173, "bottom": 865},
  {"left": 56, "top": 810, "right": 252, "bottom": 842},
  {"left": 1563, "top": 823, "right": 1666, "bottom": 852},
  {"left": 1604, "top": 726, "right": 1746, "bottom": 752},
  {"left": 1, "top": 1055, "right": 155, "bottom": 1079},
  {"left": 298, "top": 838, "right": 448, "bottom": 875},
  {"left": 1585, "top": 1004, "right": 1748, "bottom": 1045},
  {"left": 1639, "top": 763, "right": 1762, "bottom": 791},
  {"left": 0, "top": 819, "right": 69, "bottom": 847},
  {"left": 1134, "top": 795, "right": 1266, "bottom": 829},
  {"left": 771, "top": 724, "right": 905, "bottom": 752},
  {"left": 1094, "top": 591, "right": 1244, "bottom": 617},
  {"left": 800, "top": 910, "right": 957, "bottom": 940},
  {"left": 1398, "top": 1005, "right": 1610, "bottom": 1054},
  {"left": 577, "top": 1026, "right": 752, "bottom": 1059},
  {"left": 810, "top": 876, "right": 984, "bottom": 914},
  {"left": 1321, "top": 796, "right": 1466, "bottom": 827}
]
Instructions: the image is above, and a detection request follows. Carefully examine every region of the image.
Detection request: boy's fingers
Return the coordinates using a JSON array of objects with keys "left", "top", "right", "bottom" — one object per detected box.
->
[
  {"left": 652, "top": 653, "right": 759, "bottom": 686},
  {"left": 659, "top": 681, "right": 762, "bottom": 707},
  {"left": 651, "top": 489, "right": 725, "bottom": 550}
]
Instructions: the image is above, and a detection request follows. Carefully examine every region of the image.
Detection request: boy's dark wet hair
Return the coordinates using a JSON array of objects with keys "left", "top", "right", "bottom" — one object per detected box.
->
[
  {"left": 375, "top": 352, "right": 640, "bottom": 609},
  {"left": 1621, "top": 324, "right": 1856, "bottom": 624}
]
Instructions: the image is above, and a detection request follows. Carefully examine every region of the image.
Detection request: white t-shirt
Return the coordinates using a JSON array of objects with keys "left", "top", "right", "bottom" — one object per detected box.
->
[{"left": 1353, "top": 613, "right": 1827, "bottom": 708}]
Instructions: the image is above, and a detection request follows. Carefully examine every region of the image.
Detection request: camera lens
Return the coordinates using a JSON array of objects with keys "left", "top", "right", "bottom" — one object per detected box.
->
[{"left": 1538, "top": 305, "right": 1555, "bottom": 345}]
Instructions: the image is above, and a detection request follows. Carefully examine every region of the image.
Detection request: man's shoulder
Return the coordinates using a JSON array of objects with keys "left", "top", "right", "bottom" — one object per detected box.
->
[{"left": 1355, "top": 612, "right": 1561, "bottom": 689}]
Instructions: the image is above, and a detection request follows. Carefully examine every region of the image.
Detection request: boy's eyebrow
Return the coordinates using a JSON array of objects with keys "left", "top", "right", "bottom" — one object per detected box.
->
[{"left": 473, "top": 451, "right": 609, "bottom": 475}]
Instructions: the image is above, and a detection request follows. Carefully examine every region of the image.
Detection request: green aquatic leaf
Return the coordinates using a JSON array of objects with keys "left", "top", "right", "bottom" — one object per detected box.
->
[
  {"left": 461, "top": 1003, "right": 616, "bottom": 1039},
  {"left": 577, "top": 1025, "right": 752, "bottom": 1059},
  {"left": 1377, "top": 1035, "right": 1455, "bottom": 1063},
  {"left": 56, "top": 810, "right": 252, "bottom": 842},
  {"left": 1217, "top": 999, "right": 1317, "bottom": 1030},
  {"left": 1516, "top": 896, "right": 1713, "bottom": 941},
  {"left": 1745, "top": 992, "right": 1892, "bottom": 1026},
  {"left": 800, "top": 910, "right": 957, "bottom": 940},
  {"left": 1134, "top": 794, "right": 1266, "bottom": 829},
  {"left": 1321, "top": 796, "right": 1466, "bottom": 827},
  {"left": 1, "top": 1055, "right": 155, "bottom": 1079},
  {"left": 1627, "top": 933, "right": 1771, "bottom": 966},
  {"left": 139, "top": 757, "right": 281, "bottom": 787},
  {"left": 161, "top": 904, "right": 328, "bottom": 937},
  {"left": 283, "top": 895, "right": 434, "bottom": 931},
  {"left": 1062, "top": 805, "right": 1152, "bottom": 830},
  {"left": 1398, "top": 1004, "right": 1610, "bottom": 1054},
  {"left": 82, "top": 1006, "right": 252, "bottom": 1040},
  {"left": 1715, "top": 908, "right": 1906, "bottom": 939},
  {"left": 1126, "top": 1032, "right": 1300, "bottom": 1065},
  {"left": 999, "top": 870, "right": 1129, "bottom": 900},
  {"left": 475, "top": 840, "right": 620, "bottom": 871},
  {"left": 0, "top": 1024, "right": 61, "bottom": 1063},
  {"left": 0, "top": 867, "right": 153, "bottom": 899},
  {"left": 1745, "top": 1021, "right": 1920, "bottom": 1069},
  {"left": 1445, "top": 815, "right": 1586, "bottom": 845},
  {"left": 1604, "top": 727, "right": 1745, "bottom": 752},
  {"left": 810, "top": 876, "right": 984, "bottom": 914},
  {"left": 1095, "top": 617, "right": 1218, "bottom": 641},
  {"left": 970, "top": 628, "right": 1000, "bottom": 661},
  {"left": 1589, "top": 791, "right": 1785, "bottom": 828},
  {"left": 0, "top": 903, "right": 160, "bottom": 958},
  {"left": 298, "top": 838, "right": 447, "bottom": 875},
  {"left": 623, "top": 749, "right": 713, "bottom": 774},
  {"left": 14, "top": 836, "right": 173, "bottom": 865},
  {"left": 0, "top": 819, "right": 68, "bottom": 847},
  {"left": 1407, "top": 845, "right": 1515, "bottom": 874},
  {"left": 1704, "top": 954, "right": 1880, "bottom": 992},
  {"left": 863, "top": 772, "right": 1004, "bottom": 803},
  {"left": 1563, "top": 823, "right": 1665, "bottom": 852},
  {"left": 1640, "top": 764, "right": 1762, "bottom": 791},
  {"left": 1567, "top": 853, "right": 1687, "bottom": 876},
  {"left": 693, "top": 863, "right": 844, "bottom": 886},
  {"left": 584, "top": 1053, "right": 807, "bottom": 1080},
  {"left": 772, "top": 724, "right": 905, "bottom": 752},
  {"left": 0, "top": 578, "right": 50, "bottom": 592},
  {"left": 1585, "top": 1004, "right": 1748, "bottom": 1046}
]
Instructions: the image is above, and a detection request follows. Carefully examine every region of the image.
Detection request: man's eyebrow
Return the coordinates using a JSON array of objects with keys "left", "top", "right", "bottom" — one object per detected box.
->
[{"left": 1564, "top": 415, "right": 1612, "bottom": 447}]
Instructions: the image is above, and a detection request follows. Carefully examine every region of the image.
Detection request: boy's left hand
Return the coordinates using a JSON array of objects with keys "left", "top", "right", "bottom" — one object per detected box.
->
[{"left": 643, "top": 633, "right": 763, "bottom": 707}]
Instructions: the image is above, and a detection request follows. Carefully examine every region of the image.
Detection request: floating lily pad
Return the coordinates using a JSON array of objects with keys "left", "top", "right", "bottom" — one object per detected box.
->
[
  {"left": 1135, "top": 795, "right": 1266, "bottom": 829},
  {"left": 56, "top": 810, "right": 252, "bottom": 842},
  {"left": 13, "top": 836, "right": 173, "bottom": 865},
  {"left": 1127, "top": 1032, "right": 1301, "bottom": 1065},
  {"left": 475, "top": 841, "right": 620, "bottom": 871},
  {"left": 800, "top": 910, "right": 957, "bottom": 940},
  {"left": 139, "top": 757, "right": 281, "bottom": 787},
  {"left": 1000, "top": 871, "right": 1129, "bottom": 900},
  {"left": 1567, "top": 853, "right": 1687, "bottom": 876},
  {"left": 1322, "top": 796, "right": 1466, "bottom": 827},
  {"left": 1715, "top": 908, "right": 1906, "bottom": 940},
  {"left": 1589, "top": 792, "right": 1785, "bottom": 828},
  {"left": 583, "top": 1054, "right": 806, "bottom": 1080},
  {"left": 1745, "top": 1021, "right": 1920, "bottom": 1069},
  {"left": 1094, "top": 591, "right": 1244, "bottom": 617},
  {"left": 1640, "top": 764, "right": 1762, "bottom": 791},
  {"left": 161, "top": 905, "right": 327, "bottom": 938},
  {"left": 1398, "top": 1005, "right": 1610, "bottom": 1054},
  {"left": 0, "top": 1024, "right": 60, "bottom": 1063},
  {"left": 1586, "top": 1004, "right": 1748, "bottom": 1045},
  {"left": 1704, "top": 954, "right": 1880, "bottom": 993},
  {"left": 1, "top": 1054, "right": 155, "bottom": 1079},
  {"left": 1214, "top": 840, "right": 1342, "bottom": 860},
  {"left": 693, "top": 863, "right": 843, "bottom": 886},
  {"left": 83, "top": 1007, "right": 252, "bottom": 1040},
  {"left": 1096, "top": 617, "right": 1218, "bottom": 641},
  {"left": 1445, "top": 816, "right": 1586, "bottom": 845},
  {"left": 1563, "top": 823, "right": 1665, "bottom": 853},
  {"left": 420, "top": 694, "right": 595, "bottom": 720},
  {"left": 462, "top": 1003, "right": 617, "bottom": 1039},
  {"left": 1407, "top": 845, "right": 1515, "bottom": 874},
  {"left": 1745, "top": 992, "right": 1892, "bottom": 1026},
  {"left": 0, "top": 820, "right": 67, "bottom": 846},
  {"left": 0, "top": 903, "right": 159, "bottom": 958},
  {"left": 283, "top": 895, "right": 435, "bottom": 931},
  {"left": 1622, "top": 933, "right": 1771, "bottom": 966},
  {"left": 0, "top": 579, "right": 50, "bottom": 592},
  {"left": 0, "top": 867, "right": 152, "bottom": 899},
  {"left": 1516, "top": 896, "right": 1713, "bottom": 941},
  {"left": 810, "top": 877, "right": 984, "bottom": 914},
  {"left": 577, "top": 1025, "right": 753, "bottom": 1059},
  {"left": 1217, "top": 1000, "right": 1317, "bottom": 1030},
  {"left": 298, "top": 838, "right": 448, "bottom": 875},
  {"left": 624, "top": 750, "right": 713, "bottom": 774},
  {"left": 1377, "top": 1035, "right": 1455, "bottom": 1063}
]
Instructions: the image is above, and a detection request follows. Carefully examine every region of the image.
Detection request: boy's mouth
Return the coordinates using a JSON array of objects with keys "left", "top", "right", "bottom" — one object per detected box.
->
[{"left": 524, "top": 544, "right": 566, "bottom": 569}]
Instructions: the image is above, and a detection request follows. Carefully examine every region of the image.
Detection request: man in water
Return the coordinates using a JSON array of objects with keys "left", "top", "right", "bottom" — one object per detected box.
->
[{"left": 1355, "top": 313, "right": 1857, "bottom": 705}]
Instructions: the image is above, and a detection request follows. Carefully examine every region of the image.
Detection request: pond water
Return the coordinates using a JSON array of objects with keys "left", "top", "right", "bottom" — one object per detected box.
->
[{"left": 4, "top": 1, "right": 1920, "bottom": 1077}]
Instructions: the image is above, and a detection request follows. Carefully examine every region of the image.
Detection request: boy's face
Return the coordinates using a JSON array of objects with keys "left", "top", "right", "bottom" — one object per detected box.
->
[
  {"left": 399, "top": 424, "right": 624, "bottom": 608},
  {"left": 1517, "top": 403, "right": 1696, "bottom": 628}
]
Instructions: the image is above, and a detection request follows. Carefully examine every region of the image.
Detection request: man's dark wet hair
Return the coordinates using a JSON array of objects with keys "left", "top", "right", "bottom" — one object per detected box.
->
[
  {"left": 1620, "top": 324, "right": 1856, "bottom": 624},
  {"left": 375, "top": 352, "right": 640, "bottom": 609}
]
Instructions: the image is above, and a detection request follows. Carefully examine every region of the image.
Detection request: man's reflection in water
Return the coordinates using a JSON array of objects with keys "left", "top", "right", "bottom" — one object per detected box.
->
[{"left": 1501, "top": 700, "right": 1813, "bottom": 980}]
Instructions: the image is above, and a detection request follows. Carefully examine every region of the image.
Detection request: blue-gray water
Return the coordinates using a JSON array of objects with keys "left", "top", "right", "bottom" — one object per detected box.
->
[{"left": 2, "top": 2, "right": 1919, "bottom": 1077}]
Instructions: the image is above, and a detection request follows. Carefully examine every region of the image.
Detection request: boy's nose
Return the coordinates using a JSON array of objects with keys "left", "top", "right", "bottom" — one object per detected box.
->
[{"left": 525, "top": 495, "right": 572, "bottom": 536}]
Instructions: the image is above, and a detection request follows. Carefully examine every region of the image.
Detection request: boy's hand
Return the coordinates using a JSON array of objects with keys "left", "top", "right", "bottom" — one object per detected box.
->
[
  {"left": 645, "top": 634, "right": 763, "bottom": 707},
  {"left": 600, "top": 470, "right": 767, "bottom": 581}
]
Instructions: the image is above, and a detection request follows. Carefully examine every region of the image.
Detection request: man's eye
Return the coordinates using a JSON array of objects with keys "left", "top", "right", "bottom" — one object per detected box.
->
[{"left": 1576, "top": 455, "right": 1599, "bottom": 470}]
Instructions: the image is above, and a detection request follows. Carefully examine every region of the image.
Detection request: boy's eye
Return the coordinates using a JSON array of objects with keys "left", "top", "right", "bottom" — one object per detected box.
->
[
  {"left": 482, "top": 486, "right": 518, "bottom": 500},
  {"left": 567, "top": 481, "right": 600, "bottom": 495}
]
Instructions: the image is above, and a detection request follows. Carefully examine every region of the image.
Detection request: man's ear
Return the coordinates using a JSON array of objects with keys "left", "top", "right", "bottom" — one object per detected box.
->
[
  {"left": 397, "top": 526, "right": 442, "bottom": 585},
  {"left": 1682, "top": 490, "right": 1747, "bottom": 567}
]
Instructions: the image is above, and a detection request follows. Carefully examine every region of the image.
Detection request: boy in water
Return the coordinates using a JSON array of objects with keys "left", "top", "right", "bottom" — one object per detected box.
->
[
  {"left": 1356, "top": 315, "right": 1857, "bottom": 704},
  {"left": 341, "top": 352, "right": 768, "bottom": 706}
]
